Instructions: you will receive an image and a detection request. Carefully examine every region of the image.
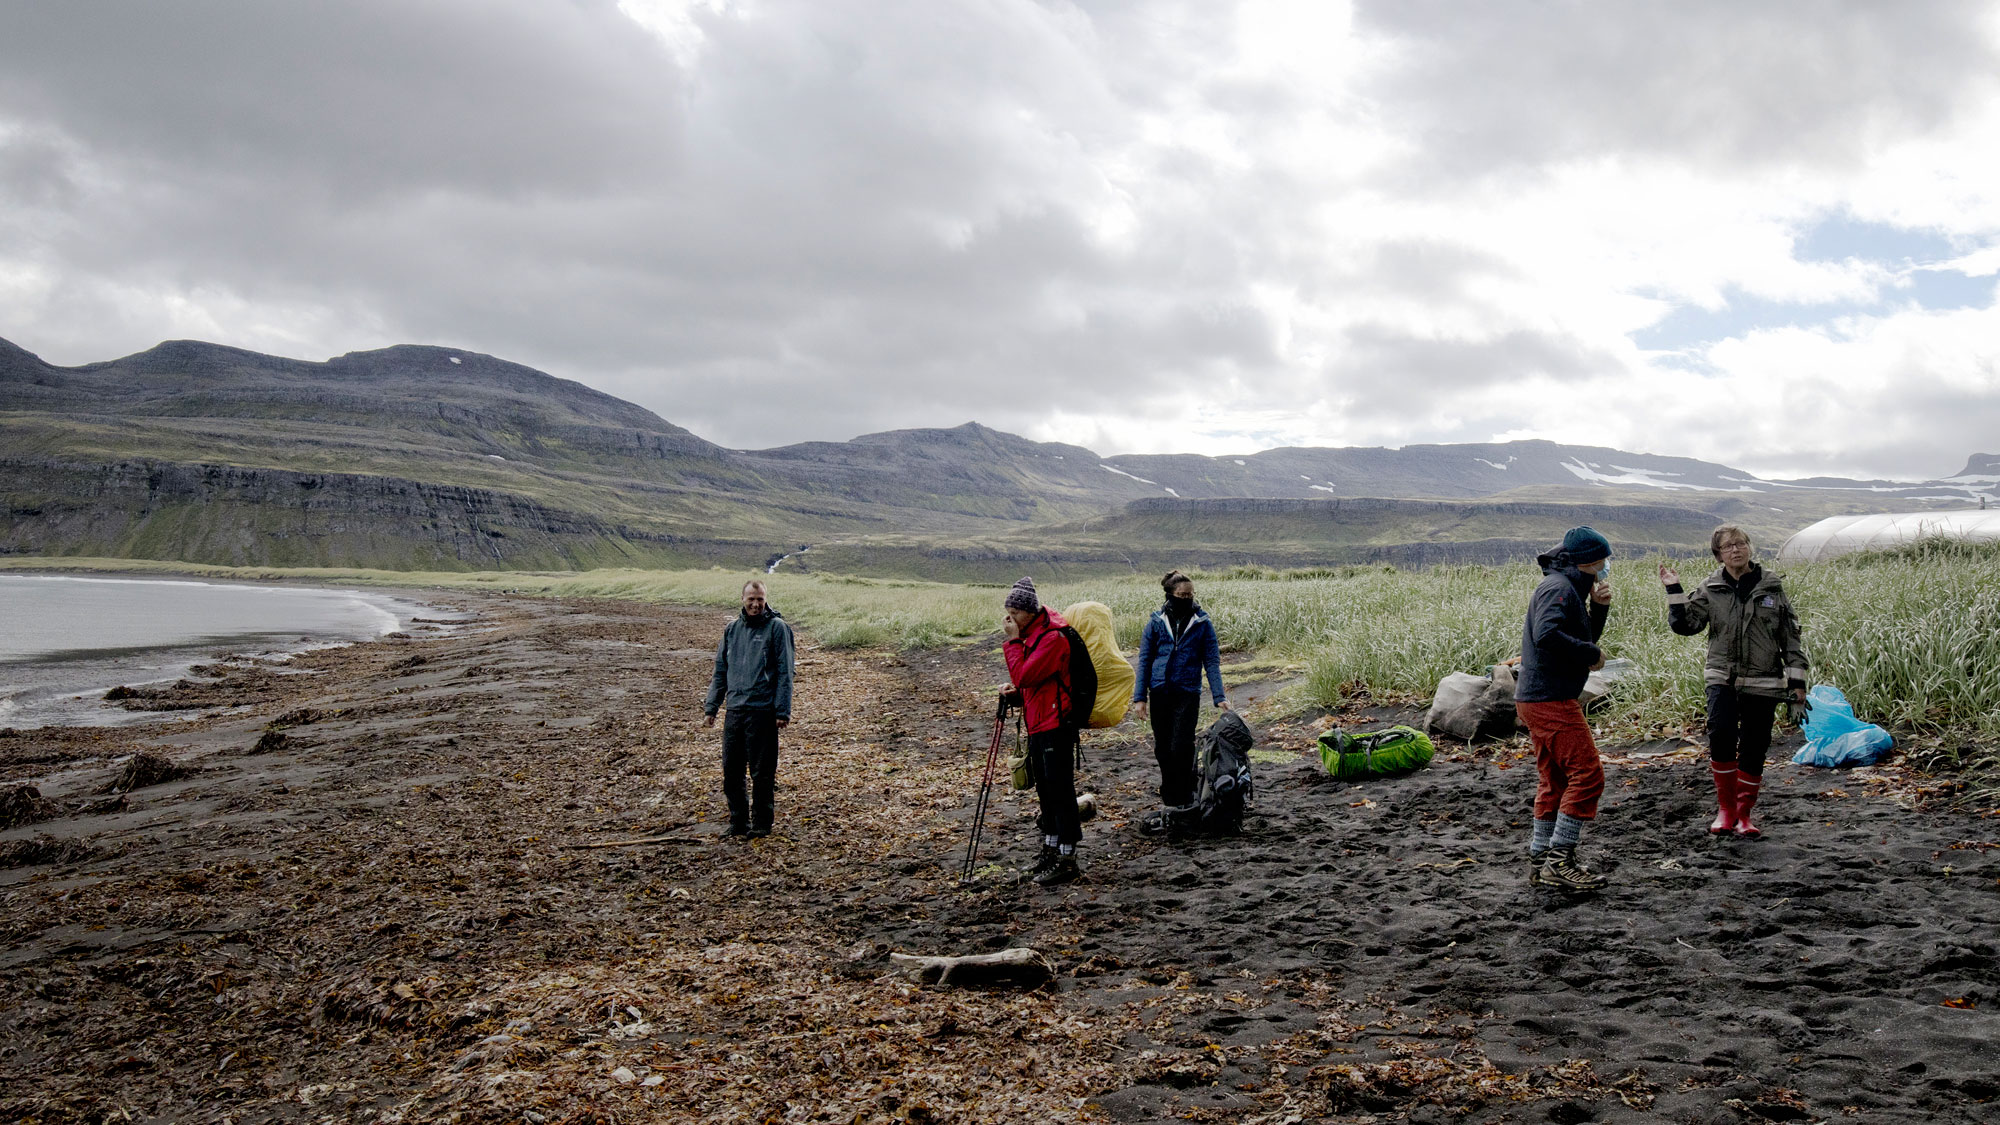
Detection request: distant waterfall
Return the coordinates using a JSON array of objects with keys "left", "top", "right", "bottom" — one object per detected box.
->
[{"left": 766, "top": 545, "right": 812, "bottom": 574}]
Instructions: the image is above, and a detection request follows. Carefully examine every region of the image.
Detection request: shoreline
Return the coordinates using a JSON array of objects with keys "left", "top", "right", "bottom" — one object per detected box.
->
[{"left": 0, "top": 572, "right": 464, "bottom": 730}]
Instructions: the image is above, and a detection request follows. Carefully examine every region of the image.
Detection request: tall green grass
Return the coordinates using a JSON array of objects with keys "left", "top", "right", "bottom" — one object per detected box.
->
[
  {"left": 485, "top": 550, "right": 2000, "bottom": 750},
  {"left": 14, "top": 546, "right": 2000, "bottom": 755},
  {"left": 1798, "top": 538, "right": 2000, "bottom": 739}
]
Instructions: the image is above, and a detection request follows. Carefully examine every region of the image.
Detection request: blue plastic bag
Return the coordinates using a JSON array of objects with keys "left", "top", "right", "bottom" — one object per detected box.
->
[
  {"left": 1796, "top": 726, "right": 1895, "bottom": 768},
  {"left": 1799, "top": 685, "right": 1854, "bottom": 736},
  {"left": 1792, "top": 685, "right": 1894, "bottom": 767}
]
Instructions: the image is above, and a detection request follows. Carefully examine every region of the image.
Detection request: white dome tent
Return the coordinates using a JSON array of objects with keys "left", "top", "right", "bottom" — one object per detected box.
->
[{"left": 1775, "top": 510, "right": 2000, "bottom": 563}]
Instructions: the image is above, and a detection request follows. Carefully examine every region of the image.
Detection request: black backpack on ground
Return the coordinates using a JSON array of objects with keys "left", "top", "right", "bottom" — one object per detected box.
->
[
  {"left": 1055, "top": 623, "right": 1097, "bottom": 733},
  {"left": 1138, "top": 710, "right": 1255, "bottom": 837},
  {"left": 1195, "top": 710, "right": 1254, "bottom": 834}
]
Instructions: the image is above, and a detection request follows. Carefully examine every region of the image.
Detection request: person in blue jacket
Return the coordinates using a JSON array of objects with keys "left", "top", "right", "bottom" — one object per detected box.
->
[{"left": 1131, "top": 570, "right": 1229, "bottom": 808}]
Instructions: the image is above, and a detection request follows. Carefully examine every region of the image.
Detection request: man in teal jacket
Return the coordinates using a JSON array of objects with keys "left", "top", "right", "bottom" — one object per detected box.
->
[{"left": 704, "top": 580, "right": 795, "bottom": 838}]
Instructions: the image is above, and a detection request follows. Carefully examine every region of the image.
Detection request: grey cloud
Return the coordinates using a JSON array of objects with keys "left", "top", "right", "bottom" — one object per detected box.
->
[
  {"left": 1334, "top": 324, "right": 1611, "bottom": 417},
  {"left": 0, "top": 127, "right": 78, "bottom": 210},
  {"left": 1356, "top": 0, "right": 2000, "bottom": 177},
  {"left": 1751, "top": 363, "right": 2000, "bottom": 480},
  {"left": 0, "top": 0, "right": 684, "bottom": 198}
]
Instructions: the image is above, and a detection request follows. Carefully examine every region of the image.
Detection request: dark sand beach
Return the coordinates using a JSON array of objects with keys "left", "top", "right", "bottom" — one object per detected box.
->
[{"left": 3, "top": 593, "right": 1996, "bottom": 1123}]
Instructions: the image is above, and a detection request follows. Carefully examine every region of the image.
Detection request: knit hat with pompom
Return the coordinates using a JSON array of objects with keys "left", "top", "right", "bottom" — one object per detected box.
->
[{"left": 1004, "top": 576, "right": 1039, "bottom": 613}]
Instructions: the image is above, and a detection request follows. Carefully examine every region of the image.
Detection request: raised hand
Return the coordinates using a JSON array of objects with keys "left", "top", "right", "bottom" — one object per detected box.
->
[{"left": 1658, "top": 564, "right": 1680, "bottom": 587}]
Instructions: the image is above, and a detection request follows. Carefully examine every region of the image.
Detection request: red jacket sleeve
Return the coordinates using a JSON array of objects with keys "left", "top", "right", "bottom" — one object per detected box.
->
[{"left": 1005, "top": 621, "right": 1069, "bottom": 691}]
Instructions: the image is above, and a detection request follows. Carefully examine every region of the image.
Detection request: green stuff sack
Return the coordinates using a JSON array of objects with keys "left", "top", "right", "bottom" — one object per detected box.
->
[
  {"left": 1007, "top": 739, "right": 1033, "bottom": 791},
  {"left": 1317, "top": 725, "right": 1436, "bottom": 780}
]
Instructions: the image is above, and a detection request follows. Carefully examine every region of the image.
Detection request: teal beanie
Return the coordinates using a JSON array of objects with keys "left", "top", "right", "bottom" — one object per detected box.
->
[{"left": 1560, "top": 526, "right": 1612, "bottom": 563}]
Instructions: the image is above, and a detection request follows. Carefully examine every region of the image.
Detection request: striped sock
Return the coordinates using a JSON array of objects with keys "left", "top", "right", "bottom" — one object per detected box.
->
[
  {"left": 1553, "top": 812, "right": 1587, "bottom": 850},
  {"left": 1530, "top": 817, "right": 1556, "bottom": 857}
]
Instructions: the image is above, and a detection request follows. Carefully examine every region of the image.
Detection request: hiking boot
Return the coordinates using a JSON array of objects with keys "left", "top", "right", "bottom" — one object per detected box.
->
[
  {"left": 1027, "top": 845, "right": 1059, "bottom": 877},
  {"left": 1528, "top": 852, "right": 1550, "bottom": 887},
  {"left": 1033, "top": 854, "right": 1080, "bottom": 887},
  {"left": 746, "top": 824, "right": 772, "bottom": 839},
  {"left": 1538, "top": 846, "right": 1607, "bottom": 893},
  {"left": 722, "top": 823, "right": 749, "bottom": 838}
]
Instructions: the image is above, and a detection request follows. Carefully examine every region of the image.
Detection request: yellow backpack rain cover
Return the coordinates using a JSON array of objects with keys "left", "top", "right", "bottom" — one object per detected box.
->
[{"left": 1062, "top": 601, "right": 1136, "bottom": 729}]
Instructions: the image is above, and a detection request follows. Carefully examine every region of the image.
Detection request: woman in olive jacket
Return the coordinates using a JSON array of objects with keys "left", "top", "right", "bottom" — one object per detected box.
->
[{"left": 1659, "top": 524, "right": 1809, "bottom": 839}]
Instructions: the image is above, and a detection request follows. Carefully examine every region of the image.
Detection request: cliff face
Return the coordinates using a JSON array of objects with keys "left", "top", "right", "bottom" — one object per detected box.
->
[{"left": 0, "top": 458, "right": 757, "bottom": 571}]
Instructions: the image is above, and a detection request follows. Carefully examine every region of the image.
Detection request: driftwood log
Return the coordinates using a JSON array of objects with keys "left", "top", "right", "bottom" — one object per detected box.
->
[
  {"left": 888, "top": 947, "right": 1056, "bottom": 988},
  {"left": 566, "top": 822, "right": 696, "bottom": 849}
]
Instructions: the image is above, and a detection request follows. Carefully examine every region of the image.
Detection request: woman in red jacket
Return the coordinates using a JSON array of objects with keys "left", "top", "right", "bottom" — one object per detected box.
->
[{"left": 1001, "top": 577, "right": 1084, "bottom": 887}]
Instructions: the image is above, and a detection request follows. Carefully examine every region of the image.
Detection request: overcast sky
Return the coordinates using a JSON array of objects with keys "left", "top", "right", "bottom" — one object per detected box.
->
[{"left": 3, "top": 1, "right": 1998, "bottom": 479}]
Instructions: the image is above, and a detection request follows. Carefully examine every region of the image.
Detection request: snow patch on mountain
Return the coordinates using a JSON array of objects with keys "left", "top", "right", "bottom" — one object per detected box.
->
[
  {"left": 1102, "top": 464, "right": 1158, "bottom": 485},
  {"left": 1560, "top": 459, "right": 1758, "bottom": 492}
]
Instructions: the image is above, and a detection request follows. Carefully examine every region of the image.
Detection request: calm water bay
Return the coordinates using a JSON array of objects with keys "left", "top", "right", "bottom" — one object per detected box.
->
[{"left": 0, "top": 574, "right": 430, "bottom": 728}]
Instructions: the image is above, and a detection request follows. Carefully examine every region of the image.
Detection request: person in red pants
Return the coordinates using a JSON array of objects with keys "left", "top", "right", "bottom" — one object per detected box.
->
[
  {"left": 1514, "top": 527, "right": 1614, "bottom": 893},
  {"left": 1660, "top": 525, "right": 1809, "bottom": 839}
]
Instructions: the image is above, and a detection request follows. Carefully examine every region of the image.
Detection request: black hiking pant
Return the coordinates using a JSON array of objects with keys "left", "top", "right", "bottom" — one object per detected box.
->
[
  {"left": 1030, "top": 726, "right": 1082, "bottom": 847},
  {"left": 1148, "top": 687, "right": 1202, "bottom": 807},
  {"left": 1706, "top": 686, "right": 1779, "bottom": 778},
  {"left": 722, "top": 706, "right": 780, "bottom": 830}
]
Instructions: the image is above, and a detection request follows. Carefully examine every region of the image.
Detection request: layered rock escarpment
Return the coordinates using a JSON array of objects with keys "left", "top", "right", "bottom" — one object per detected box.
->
[{"left": 0, "top": 458, "right": 740, "bottom": 570}]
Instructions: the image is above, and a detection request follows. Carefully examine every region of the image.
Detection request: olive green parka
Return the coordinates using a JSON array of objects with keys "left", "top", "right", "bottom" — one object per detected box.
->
[{"left": 1666, "top": 564, "right": 1809, "bottom": 698}]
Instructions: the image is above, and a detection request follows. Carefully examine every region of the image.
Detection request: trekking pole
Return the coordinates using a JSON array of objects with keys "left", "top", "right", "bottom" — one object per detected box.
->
[{"left": 960, "top": 694, "right": 1009, "bottom": 884}]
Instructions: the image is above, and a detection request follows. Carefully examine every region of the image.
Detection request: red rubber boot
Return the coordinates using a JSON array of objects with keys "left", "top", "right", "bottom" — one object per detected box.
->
[
  {"left": 1709, "top": 764, "right": 1739, "bottom": 835},
  {"left": 1733, "top": 775, "right": 1763, "bottom": 839}
]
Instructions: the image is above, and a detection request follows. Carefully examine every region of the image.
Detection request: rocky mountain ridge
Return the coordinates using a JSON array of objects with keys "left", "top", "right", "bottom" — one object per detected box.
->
[{"left": 2, "top": 335, "right": 1990, "bottom": 573}]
